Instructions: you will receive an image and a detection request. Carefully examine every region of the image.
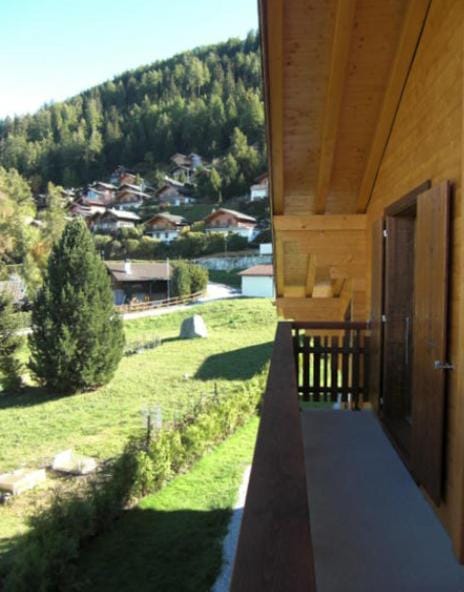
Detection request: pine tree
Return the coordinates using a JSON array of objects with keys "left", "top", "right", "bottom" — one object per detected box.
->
[
  {"left": 29, "top": 219, "right": 125, "bottom": 394},
  {"left": 0, "top": 290, "right": 23, "bottom": 392}
]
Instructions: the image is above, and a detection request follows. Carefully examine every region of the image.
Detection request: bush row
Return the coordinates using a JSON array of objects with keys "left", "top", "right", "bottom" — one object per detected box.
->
[
  {"left": 3, "top": 373, "right": 266, "bottom": 591},
  {"left": 94, "top": 230, "right": 250, "bottom": 261},
  {"left": 170, "top": 261, "right": 208, "bottom": 297}
]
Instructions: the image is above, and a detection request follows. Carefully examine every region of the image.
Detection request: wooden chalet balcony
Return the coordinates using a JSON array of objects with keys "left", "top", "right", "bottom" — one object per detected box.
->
[{"left": 231, "top": 321, "right": 464, "bottom": 592}]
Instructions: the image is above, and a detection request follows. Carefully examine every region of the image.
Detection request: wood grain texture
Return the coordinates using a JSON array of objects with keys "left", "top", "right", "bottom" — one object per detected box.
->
[
  {"left": 369, "top": 218, "right": 384, "bottom": 413},
  {"left": 230, "top": 323, "right": 316, "bottom": 591},
  {"left": 357, "top": 0, "right": 431, "bottom": 212},
  {"left": 314, "top": 0, "right": 357, "bottom": 213},
  {"left": 411, "top": 182, "right": 450, "bottom": 505}
]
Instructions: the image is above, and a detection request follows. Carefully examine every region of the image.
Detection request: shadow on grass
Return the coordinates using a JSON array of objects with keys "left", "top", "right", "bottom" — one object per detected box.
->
[
  {"left": 195, "top": 342, "right": 273, "bottom": 381},
  {"left": 0, "top": 385, "right": 73, "bottom": 410},
  {"left": 75, "top": 507, "right": 230, "bottom": 592}
]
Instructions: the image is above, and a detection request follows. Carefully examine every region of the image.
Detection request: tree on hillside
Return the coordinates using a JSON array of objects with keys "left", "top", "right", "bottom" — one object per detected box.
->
[
  {"left": 0, "top": 291, "right": 23, "bottom": 392},
  {"left": 41, "top": 182, "right": 66, "bottom": 246},
  {"left": 29, "top": 219, "right": 125, "bottom": 394}
]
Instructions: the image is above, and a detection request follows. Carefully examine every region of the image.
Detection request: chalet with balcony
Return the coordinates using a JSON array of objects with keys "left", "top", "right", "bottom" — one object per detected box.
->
[
  {"left": 204, "top": 208, "right": 257, "bottom": 242},
  {"left": 86, "top": 182, "right": 117, "bottom": 205},
  {"left": 113, "top": 184, "right": 151, "bottom": 210},
  {"left": 249, "top": 172, "right": 269, "bottom": 202},
  {"left": 91, "top": 209, "right": 140, "bottom": 233},
  {"left": 232, "top": 1, "right": 464, "bottom": 591},
  {"left": 105, "top": 260, "right": 171, "bottom": 305},
  {"left": 145, "top": 213, "right": 188, "bottom": 242},
  {"left": 157, "top": 177, "right": 195, "bottom": 206}
]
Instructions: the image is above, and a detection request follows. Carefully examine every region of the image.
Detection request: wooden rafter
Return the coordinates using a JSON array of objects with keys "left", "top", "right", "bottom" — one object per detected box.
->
[
  {"left": 262, "top": 0, "right": 285, "bottom": 215},
  {"left": 312, "top": 267, "right": 333, "bottom": 298},
  {"left": 313, "top": 0, "right": 357, "bottom": 214},
  {"left": 305, "top": 256, "right": 317, "bottom": 297},
  {"left": 356, "top": 0, "right": 431, "bottom": 212}
]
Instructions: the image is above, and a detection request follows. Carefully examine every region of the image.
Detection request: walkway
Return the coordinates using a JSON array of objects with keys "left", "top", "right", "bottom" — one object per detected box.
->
[{"left": 301, "top": 410, "right": 464, "bottom": 592}]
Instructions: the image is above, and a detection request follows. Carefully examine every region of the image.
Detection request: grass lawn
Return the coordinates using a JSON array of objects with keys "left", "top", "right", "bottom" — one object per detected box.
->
[
  {"left": 0, "top": 299, "right": 275, "bottom": 557},
  {"left": 74, "top": 417, "right": 259, "bottom": 592}
]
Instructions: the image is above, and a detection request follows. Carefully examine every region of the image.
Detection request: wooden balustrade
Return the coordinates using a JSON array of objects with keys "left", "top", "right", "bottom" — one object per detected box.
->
[
  {"left": 230, "top": 322, "right": 316, "bottom": 592},
  {"left": 292, "top": 321, "right": 370, "bottom": 409}
]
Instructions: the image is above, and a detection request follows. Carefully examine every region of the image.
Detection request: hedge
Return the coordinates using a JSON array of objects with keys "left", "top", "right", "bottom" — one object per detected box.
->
[
  {"left": 2, "top": 372, "right": 266, "bottom": 591},
  {"left": 94, "top": 230, "right": 249, "bottom": 261}
]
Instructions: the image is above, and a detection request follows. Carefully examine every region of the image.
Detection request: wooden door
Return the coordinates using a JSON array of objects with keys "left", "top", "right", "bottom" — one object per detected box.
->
[
  {"left": 382, "top": 215, "right": 416, "bottom": 452},
  {"left": 369, "top": 218, "right": 384, "bottom": 412},
  {"left": 411, "top": 182, "right": 450, "bottom": 504}
]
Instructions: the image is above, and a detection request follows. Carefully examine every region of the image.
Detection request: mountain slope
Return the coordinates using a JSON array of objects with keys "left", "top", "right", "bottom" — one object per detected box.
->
[{"left": 0, "top": 31, "right": 264, "bottom": 194}]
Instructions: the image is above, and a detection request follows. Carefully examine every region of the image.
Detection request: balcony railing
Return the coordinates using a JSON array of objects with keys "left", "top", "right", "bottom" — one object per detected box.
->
[
  {"left": 293, "top": 321, "right": 370, "bottom": 410},
  {"left": 230, "top": 322, "right": 316, "bottom": 591},
  {"left": 231, "top": 320, "right": 371, "bottom": 591}
]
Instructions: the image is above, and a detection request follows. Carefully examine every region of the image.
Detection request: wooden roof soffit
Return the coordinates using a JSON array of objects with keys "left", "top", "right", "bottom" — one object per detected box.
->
[
  {"left": 314, "top": 0, "right": 357, "bottom": 214},
  {"left": 356, "top": 0, "right": 431, "bottom": 213},
  {"left": 260, "top": 0, "right": 284, "bottom": 215},
  {"left": 273, "top": 214, "right": 367, "bottom": 231}
]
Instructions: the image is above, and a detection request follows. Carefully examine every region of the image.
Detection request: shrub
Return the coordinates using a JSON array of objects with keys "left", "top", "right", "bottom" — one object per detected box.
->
[
  {"left": 28, "top": 219, "right": 125, "bottom": 394},
  {"left": 188, "top": 263, "right": 208, "bottom": 294},
  {"left": 171, "top": 261, "right": 191, "bottom": 297},
  {"left": 2, "top": 373, "right": 266, "bottom": 590}
]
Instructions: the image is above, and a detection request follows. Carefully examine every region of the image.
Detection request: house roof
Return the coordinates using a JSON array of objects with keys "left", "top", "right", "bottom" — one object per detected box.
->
[
  {"left": 105, "top": 261, "right": 172, "bottom": 282},
  {"left": 101, "top": 209, "right": 140, "bottom": 221},
  {"left": 254, "top": 172, "right": 269, "bottom": 184},
  {"left": 205, "top": 208, "right": 257, "bottom": 224},
  {"left": 92, "top": 182, "right": 117, "bottom": 190},
  {"left": 239, "top": 265, "right": 274, "bottom": 277},
  {"left": 146, "top": 213, "right": 187, "bottom": 226}
]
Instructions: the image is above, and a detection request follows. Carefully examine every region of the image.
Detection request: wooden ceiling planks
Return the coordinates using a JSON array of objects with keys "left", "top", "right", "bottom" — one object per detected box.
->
[{"left": 314, "top": 0, "right": 357, "bottom": 214}]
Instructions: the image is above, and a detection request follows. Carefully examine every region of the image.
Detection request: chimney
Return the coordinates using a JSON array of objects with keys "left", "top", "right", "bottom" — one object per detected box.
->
[{"left": 124, "top": 259, "right": 132, "bottom": 275}]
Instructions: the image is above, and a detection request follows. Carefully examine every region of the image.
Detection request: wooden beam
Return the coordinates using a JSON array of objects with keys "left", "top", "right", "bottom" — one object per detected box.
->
[
  {"left": 275, "top": 237, "right": 285, "bottom": 297},
  {"left": 331, "top": 277, "right": 345, "bottom": 297},
  {"left": 313, "top": 0, "right": 357, "bottom": 214},
  {"left": 356, "top": 0, "right": 431, "bottom": 212},
  {"left": 274, "top": 214, "right": 367, "bottom": 231},
  {"left": 262, "top": 0, "right": 285, "bottom": 215},
  {"left": 276, "top": 297, "right": 344, "bottom": 322},
  {"left": 312, "top": 266, "right": 333, "bottom": 298},
  {"left": 305, "top": 256, "right": 317, "bottom": 296}
]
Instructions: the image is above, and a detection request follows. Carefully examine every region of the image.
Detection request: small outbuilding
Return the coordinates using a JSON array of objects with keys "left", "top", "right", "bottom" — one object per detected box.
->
[
  {"left": 105, "top": 260, "right": 172, "bottom": 305},
  {"left": 239, "top": 265, "right": 274, "bottom": 298}
]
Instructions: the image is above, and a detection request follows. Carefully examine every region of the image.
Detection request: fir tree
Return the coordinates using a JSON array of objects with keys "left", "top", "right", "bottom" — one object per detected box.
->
[
  {"left": 0, "top": 290, "right": 23, "bottom": 392},
  {"left": 29, "top": 219, "right": 125, "bottom": 394}
]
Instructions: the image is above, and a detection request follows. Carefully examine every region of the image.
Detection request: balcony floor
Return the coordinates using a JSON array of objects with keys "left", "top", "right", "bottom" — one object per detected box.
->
[{"left": 301, "top": 409, "right": 464, "bottom": 592}]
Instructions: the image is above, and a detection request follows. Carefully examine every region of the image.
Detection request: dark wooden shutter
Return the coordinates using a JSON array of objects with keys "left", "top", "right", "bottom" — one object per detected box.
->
[
  {"left": 411, "top": 182, "right": 450, "bottom": 504},
  {"left": 369, "top": 218, "right": 384, "bottom": 412}
]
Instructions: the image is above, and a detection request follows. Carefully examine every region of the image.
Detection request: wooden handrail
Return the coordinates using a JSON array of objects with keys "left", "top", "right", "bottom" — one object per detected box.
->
[
  {"left": 292, "top": 320, "right": 370, "bottom": 330},
  {"left": 116, "top": 290, "right": 204, "bottom": 313},
  {"left": 230, "top": 322, "right": 316, "bottom": 591}
]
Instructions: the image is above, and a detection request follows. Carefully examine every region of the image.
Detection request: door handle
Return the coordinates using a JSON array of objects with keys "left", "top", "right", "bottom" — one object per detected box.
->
[{"left": 434, "top": 360, "right": 454, "bottom": 370}]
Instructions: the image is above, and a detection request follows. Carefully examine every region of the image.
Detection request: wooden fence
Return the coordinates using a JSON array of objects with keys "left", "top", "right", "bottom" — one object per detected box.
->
[
  {"left": 292, "top": 321, "right": 370, "bottom": 409},
  {"left": 116, "top": 290, "right": 204, "bottom": 313}
]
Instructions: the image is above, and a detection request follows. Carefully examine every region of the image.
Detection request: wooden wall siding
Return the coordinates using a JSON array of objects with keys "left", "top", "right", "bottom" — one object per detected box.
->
[{"left": 365, "top": 0, "right": 463, "bottom": 557}]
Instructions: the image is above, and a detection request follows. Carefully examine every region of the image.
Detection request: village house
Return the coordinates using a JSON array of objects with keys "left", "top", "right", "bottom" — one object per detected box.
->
[
  {"left": 86, "top": 182, "right": 117, "bottom": 205},
  {"left": 239, "top": 264, "right": 274, "bottom": 298},
  {"left": 91, "top": 209, "right": 140, "bottom": 233},
  {"left": 110, "top": 166, "right": 138, "bottom": 187},
  {"left": 170, "top": 152, "right": 205, "bottom": 181},
  {"left": 157, "top": 176, "right": 195, "bottom": 207},
  {"left": 232, "top": 1, "right": 464, "bottom": 591},
  {"left": 249, "top": 172, "right": 269, "bottom": 201},
  {"left": 144, "top": 213, "right": 188, "bottom": 243},
  {"left": 69, "top": 202, "right": 106, "bottom": 225},
  {"left": 105, "top": 260, "right": 171, "bottom": 305},
  {"left": 204, "top": 208, "right": 257, "bottom": 242},
  {"left": 113, "top": 184, "right": 151, "bottom": 210}
]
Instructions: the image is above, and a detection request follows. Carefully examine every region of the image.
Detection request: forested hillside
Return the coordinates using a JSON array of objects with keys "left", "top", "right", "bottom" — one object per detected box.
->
[{"left": 0, "top": 32, "right": 264, "bottom": 194}]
